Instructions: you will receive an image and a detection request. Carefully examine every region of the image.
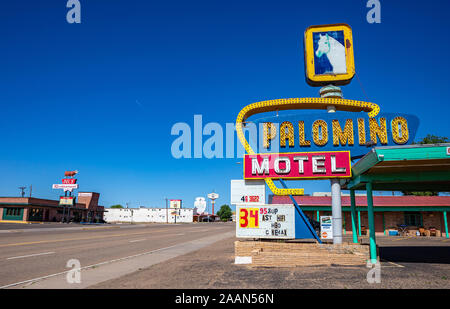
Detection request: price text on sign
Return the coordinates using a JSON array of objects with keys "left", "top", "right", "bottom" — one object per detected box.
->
[
  {"left": 239, "top": 208, "right": 259, "bottom": 228},
  {"left": 240, "top": 196, "right": 260, "bottom": 203}
]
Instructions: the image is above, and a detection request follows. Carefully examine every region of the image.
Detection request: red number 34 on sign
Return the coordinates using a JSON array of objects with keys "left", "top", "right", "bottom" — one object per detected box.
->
[{"left": 239, "top": 208, "right": 259, "bottom": 228}]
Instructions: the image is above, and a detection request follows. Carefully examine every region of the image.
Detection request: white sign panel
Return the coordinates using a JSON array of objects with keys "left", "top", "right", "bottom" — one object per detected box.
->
[
  {"left": 320, "top": 216, "right": 333, "bottom": 240},
  {"left": 207, "top": 193, "right": 219, "bottom": 200},
  {"left": 52, "top": 184, "right": 78, "bottom": 190},
  {"left": 78, "top": 192, "right": 92, "bottom": 197},
  {"left": 236, "top": 204, "right": 295, "bottom": 239},
  {"left": 230, "top": 180, "right": 265, "bottom": 205}
]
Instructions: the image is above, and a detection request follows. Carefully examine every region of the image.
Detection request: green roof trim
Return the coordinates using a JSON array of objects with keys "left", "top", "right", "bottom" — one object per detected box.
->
[
  {"left": 352, "top": 144, "right": 450, "bottom": 179},
  {"left": 346, "top": 144, "right": 450, "bottom": 190},
  {"left": 375, "top": 144, "right": 450, "bottom": 161}
]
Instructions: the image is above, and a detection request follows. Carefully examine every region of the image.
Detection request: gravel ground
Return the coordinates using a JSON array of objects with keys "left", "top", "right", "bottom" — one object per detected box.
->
[{"left": 91, "top": 236, "right": 450, "bottom": 289}]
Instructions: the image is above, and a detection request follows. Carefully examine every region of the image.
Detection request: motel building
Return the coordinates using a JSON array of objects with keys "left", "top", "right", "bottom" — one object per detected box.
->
[
  {"left": 271, "top": 194, "right": 450, "bottom": 237},
  {"left": 0, "top": 192, "right": 105, "bottom": 223}
]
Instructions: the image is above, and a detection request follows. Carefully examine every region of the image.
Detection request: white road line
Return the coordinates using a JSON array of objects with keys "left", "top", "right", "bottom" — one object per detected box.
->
[
  {"left": 381, "top": 259, "right": 405, "bottom": 268},
  {"left": 129, "top": 239, "right": 146, "bottom": 243},
  {"left": 6, "top": 252, "right": 55, "bottom": 260}
]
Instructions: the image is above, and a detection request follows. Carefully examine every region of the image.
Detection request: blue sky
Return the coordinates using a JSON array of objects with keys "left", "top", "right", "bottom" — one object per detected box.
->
[{"left": 0, "top": 1, "right": 449, "bottom": 210}]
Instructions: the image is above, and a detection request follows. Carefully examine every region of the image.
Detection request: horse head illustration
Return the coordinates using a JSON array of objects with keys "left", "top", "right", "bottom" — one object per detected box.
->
[{"left": 315, "top": 34, "right": 347, "bottom": 74}]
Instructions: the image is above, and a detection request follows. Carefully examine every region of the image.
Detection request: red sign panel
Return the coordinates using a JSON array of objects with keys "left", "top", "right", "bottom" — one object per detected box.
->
[
  {"left": 62, "top": 178, "right": 77, "bottom": 184},
  {"left": 244, "top": 151, "right": 351, "bottom": 180}
]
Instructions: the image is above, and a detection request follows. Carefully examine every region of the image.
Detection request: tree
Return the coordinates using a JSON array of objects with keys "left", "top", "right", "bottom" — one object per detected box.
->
[
  {"left": 402, "top": 191, "right": 438, "bottom": 196},
  {"left": 403, "top": 134, "right": 449, "bottom": 196},
  {"left": 416, "top": 134, "right": 449, "bottom": 144},
  {"left": 217, "top": 204, "right": 232, "bottom": 222},
  {"left": 110, "top": 204, "right": 124, "bottom": 209}
]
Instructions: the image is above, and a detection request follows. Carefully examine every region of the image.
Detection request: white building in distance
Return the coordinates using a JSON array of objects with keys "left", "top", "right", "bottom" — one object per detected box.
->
[{"left": 104, "top": 208, "right": 193, "bottom": 223}]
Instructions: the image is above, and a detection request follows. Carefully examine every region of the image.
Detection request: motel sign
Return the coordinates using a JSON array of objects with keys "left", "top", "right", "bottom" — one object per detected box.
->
[{"left": 244, "top": 151, "right": 351, "bottom": 180}]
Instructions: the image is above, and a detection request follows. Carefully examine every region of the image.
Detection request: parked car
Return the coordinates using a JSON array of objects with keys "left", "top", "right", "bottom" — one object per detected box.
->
[{"left": 201, "top": 216, "right": 214, "bottom": 222}]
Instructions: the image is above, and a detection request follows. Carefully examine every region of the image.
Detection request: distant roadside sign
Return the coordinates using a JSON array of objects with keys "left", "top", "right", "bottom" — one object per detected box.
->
[
  {"left": 62, "top": 178, "right": 77, "bottom": 184},
  {"left": 207, "top": 193, "right": 219, "bottom": 200},
  {"left": 52, "top": 184, "right": 78, "bottom": 191},
  {"left": 59, "top": 196, "right": 75, "bottom": 206},
  {"left": 244, "top": 151, "right": 352, "bottom": 180},
  {"left": 169, "top": 199, "right": 182, "bottom": 209},
  {"left": 230, "top": 179, "right": 265, "bottom": 205}
]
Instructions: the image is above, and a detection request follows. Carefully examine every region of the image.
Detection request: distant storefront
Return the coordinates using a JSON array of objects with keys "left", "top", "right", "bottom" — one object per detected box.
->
[
  {"left": 271, "top": 195, "right": 450, "bottom": 237},
  {"left": 0, "top": 192, "right": 105, "bottom": 223}
]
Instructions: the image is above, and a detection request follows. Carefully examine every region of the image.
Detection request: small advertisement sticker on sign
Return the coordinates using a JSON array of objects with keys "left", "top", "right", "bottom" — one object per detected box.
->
[{"left": 320, "top": 216, "right": 333, "bottom": 240}]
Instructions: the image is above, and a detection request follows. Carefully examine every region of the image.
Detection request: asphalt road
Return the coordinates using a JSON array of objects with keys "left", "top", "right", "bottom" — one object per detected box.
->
[{"left": 0, "top": 222, "right": 234, "bottom": 288}]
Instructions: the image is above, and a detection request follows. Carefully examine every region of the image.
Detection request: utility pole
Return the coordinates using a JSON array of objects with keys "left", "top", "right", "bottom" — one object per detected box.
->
[
  {"left": 165, "top": 198, "right": 168, "bottom": 224},
  {"left": 29, "top": 185, "right": 32, "bottom": 197}
]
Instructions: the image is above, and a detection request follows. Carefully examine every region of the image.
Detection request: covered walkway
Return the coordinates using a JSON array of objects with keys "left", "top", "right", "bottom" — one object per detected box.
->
[{"left": 343, "top": 144, "right": 450, "bottom": 263}]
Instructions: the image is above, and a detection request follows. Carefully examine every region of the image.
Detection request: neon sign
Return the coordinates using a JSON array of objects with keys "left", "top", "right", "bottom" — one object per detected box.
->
[
  {"left": 244, "top": 151, "right": 351, "bottom": 180},
  {"left": 253, "top": 112, "right": 419, "bottom": 159}
]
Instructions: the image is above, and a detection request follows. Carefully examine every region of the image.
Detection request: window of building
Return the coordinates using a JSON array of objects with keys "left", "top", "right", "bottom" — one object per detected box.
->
[
  {"left": 6, "top": 208, "right": 21, "bottom": 216},
  {"left": 404, "top": 212, "right": 423, "bottom": 227}
]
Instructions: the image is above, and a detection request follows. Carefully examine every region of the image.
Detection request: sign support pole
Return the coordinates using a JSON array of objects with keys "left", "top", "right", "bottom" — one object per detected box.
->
[
  {"left": 350, "top": 189, "right": 358, "bottom": 243},
  {"left": 322, "top": 85, "right": 343, "bottom": 245},
  {"left": 330, "top": 179, "right": 343, "bottom": 244},
  {"left": 358, "top": 211, "right": 362, "bottom": 236},
  {"left": 443, "top": 211, "right": 449, "bottom": 239},
  {"left": 366, "top": 182, "right": 378, "bottom": 264}
]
